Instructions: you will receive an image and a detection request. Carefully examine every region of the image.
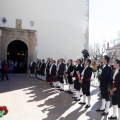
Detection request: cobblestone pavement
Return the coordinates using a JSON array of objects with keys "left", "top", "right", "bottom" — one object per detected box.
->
[{"left": 0, "top": 75, "right": 113, "bottom": 120}]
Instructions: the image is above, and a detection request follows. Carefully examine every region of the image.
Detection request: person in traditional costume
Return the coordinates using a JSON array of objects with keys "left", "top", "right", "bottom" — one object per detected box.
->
[
  {"left": 57, "top": 58, "right": 65, "bottom": 91},
  {"left": 56, "top": 59, "right": 61, "bottom": 88},
  {"left": 49, "top": 59, "right": 57, "bottom": 87},
  {"left": 108, "top": 59, "right": 120, "bottom": 120},
  {"left": 71, "top": 59, "right": 83, "bottom": 101},
  {"left": 66, "top": 59, "right": 74, "bottom": 94},
  {"left": 40, "top": 59, "right": 46, "bottom": 81},
  {"left": 96, "top": 55, "right": 112, "bottom": 116},
  {"left": 29, "top": 60, "right": 36, "bottom": 78},
  {"left": 46, "top": 58, "right": 51, "bottom": 82},
  {"left": 36, "top": 59, "right": 41, "bottom": 77},
  {"left": 79, "top": 58, "right": 93, "bottom": 108}
]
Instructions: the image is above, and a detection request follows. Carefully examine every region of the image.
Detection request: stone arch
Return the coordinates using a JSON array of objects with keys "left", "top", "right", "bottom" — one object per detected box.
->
[
  {"left": 7, "top": 40, "right": 28, "bottom": 73},
  {"left": 5, "top": 37, "right": 29, "bottom": 60},
  {"left": 5, "top": 37, "right": 29, "bottom": 49},
  {"left": 0, "top": 27, "right": 37, "bottom": 73}
]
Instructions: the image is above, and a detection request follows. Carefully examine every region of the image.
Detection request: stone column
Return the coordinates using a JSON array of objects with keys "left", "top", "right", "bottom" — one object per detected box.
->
[{"left": 84, "top": 0, "right": 89, "bottom": 50}]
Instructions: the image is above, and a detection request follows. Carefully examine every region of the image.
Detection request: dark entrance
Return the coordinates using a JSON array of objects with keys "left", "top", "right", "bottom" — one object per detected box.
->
[{"left": 7, "top": 40, "right": 28, "bottom": 74}]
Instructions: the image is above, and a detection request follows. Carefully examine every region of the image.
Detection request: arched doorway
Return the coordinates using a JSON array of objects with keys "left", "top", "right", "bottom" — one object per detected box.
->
[{"left": 7, "top": 40, "right": 28, "bottom": 74}]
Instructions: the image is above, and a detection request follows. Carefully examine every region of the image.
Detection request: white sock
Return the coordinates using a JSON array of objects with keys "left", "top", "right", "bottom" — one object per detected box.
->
[
  {"left": 53, "top": 82, "right": 55, "bottom": 86},
  {"left": 32, "top": 74, "right": 34, "bottom": 77},
  {"left": 82, "top": 95, "right": 86, "bottom": 103},
  {"left": 54, "top": 82, "right": 57, "bottom": 87},
  {"left": 59, "top": 82, "right": 61, "bottom": 87},
  {"left": 68, "top": 84, "right": 70, "bottom": 91},
  {"left": 60, "top": 83, "right": 62, "bottom": 89},
  {"left": 62, "top": 83, "right": 64, "bottom": 90},
  {"left": 40, "top": 75, "right": 42, "bottom": 79},
  {"left": 100, "top": 99, "right": 106, "bottom": 110},
  {"left": 75, "top": 91, "right": 78, "bottom": 97},
  {"left": 118, "top": 108, "right": 120, "bottom": 120},
  {"left": 71, "top": 84, "right": 74, "bottom": 92},
  {"left": 77, "top": 91, "right": 80, "bottom": 100},
  {"left": 87, "top": 96, "right": 91, "bottom": 106},
  {"left": 80, "top": 89, "right": 83, "bottom": 96},
  {"left": 113, "top": 105, "right": 117, "bottom": 117},
  {"left": 105, "top": 101, "right": 110, "bottom": 113}
]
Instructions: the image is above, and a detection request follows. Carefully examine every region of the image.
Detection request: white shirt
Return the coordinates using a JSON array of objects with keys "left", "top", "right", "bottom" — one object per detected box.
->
[
  {"left": 81, "top": 65, "right": 89, "bottom": 79},
  {"left": 37, "top": 62, "right": 40, "bottom": 67},
  {"left": 57, "top": 63, "right": 61, "bottom": 71},
  {"left": 14, "top": 61, "right": 17, "bottom": 66},
  {"left": 72, "top": 64, "right": 79, "bottom": 81},
  {"left": 46, "top": 61, "right": 49, "bottom": 67},
  {"left": 113, "top": 69, "right": 119, "bottom": 80},
  {"left": 66, "top": 64, "right": 70, "bottom": 72},
  {"left": 103, "top": 64, "right": 106, "bottom": 69},
  {"left": 30, "top": 62, "right": 33, "bottom": 67},
  {"left": 49, "top": 64, "right": 53, "bottom": 74}
]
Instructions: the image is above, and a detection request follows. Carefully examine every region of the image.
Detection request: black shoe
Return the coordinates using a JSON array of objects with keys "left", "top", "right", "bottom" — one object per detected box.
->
[
  {"left": 58, "top": 89, "right": 62, "bottom": 91},
  {"left": 108, "top": 116, "right": 117, "bottom": 119},
  {"left": 79, "top": 102, "right": 86, "bottom": 105},
  {"left": 96, "top": 109, "right": 105, "bottom": 112},
  {"left": 69, "top": 91, "right": 73, "bottom": 94},
  {"left": 85, "top": 105, "right": 90, "bottom": 108},
  {"left": 65, "top": 90, "right": 70, "bottom": 93},
  {"left": 101, "top": 112, "right": 109, "bottom": 116},
  {"left": 74, "top": 98, "right": 80, "bottom": 101},
  {"left": 57, "top": 87, "right": 62, "bottom": 90},
  {"left": 56, "top": 86, "right": 60, "bottom": 88},
  {"left": 60, "top": 89, "right": 64, "bottom": 91},
  {"left": 72, "top": 96, "right": 76, "bottom": 98}
]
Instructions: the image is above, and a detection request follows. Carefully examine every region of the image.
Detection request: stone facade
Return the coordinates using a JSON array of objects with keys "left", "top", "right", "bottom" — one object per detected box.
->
[{"left": 0, "top": 27, "right": 37, "bottom": 68}]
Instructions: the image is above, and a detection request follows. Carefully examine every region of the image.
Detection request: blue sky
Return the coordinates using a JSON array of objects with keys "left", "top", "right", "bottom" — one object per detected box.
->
[{"left": 89, "top": 0, "right": 120, "bottom": 47}]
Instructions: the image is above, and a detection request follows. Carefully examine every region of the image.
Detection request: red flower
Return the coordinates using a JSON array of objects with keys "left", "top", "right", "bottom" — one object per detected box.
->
[
  {"left": 0, "top": 106, "right": 4, "bottom": 110},
  {"left": 111, "top": 82, "right": 117, "bottom": 87},
  {"left": 3, "top": 106, "right": 8, "bottom": 114},
  {"left": 5, "top": 109, "right": 8, "bottom": 114}
]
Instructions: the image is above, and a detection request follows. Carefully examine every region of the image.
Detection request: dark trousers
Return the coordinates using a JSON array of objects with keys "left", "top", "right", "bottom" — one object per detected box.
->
[
  {"left": 30, "top": 69, "right": 35, "bottom": 74},
  {"left": 100, "top": 84, "right": 110, "bottom": 101},
  {"left": 13, "top": 66, "right": 17, "bottom": 73},
  {"left": 112, "top": 91, "right": 120, "bottom": 108},
  {"left": 64, "top": 73, "right": 68, "bottom": 84},
  {"left": 67, "top": 76, "right": 73, "bottom": 84},
  {"left": 2, "top": 70, "right": 9, "bottom": 80},
  {"left": 58, "top": 75, "right": 64, "bottom": 83},
  {"left": 82, "top": 81, "right": 90, "bottom": 96},
  {"left": 74, "top": 79, "right": 81, "bottom": 90}
]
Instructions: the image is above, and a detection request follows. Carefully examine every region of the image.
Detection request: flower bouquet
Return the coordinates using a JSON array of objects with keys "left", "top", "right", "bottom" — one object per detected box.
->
[
  {"left": 0, "top": 106, "right": 8, "bottom": 117},
  {"left": 97, "top": 68, "right": 102, "bottom": 83},
  {"left": 108, "top": 81, "right": 117, "bottom": 96}
]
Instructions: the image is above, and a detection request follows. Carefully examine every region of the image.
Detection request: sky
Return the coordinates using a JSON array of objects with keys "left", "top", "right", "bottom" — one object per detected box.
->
[{"left": 89, "top": 0, "right": 120, "bottom": 47}]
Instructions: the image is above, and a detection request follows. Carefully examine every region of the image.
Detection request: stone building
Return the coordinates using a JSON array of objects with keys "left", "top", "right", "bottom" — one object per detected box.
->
[{"left": 0, "top": 0, "right": 89, "bottom": 73}]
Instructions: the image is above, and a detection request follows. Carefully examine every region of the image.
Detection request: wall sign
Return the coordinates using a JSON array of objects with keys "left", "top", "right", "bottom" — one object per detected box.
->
[{"left": 2, "top": 17, "right": 7, "bottom": 24}]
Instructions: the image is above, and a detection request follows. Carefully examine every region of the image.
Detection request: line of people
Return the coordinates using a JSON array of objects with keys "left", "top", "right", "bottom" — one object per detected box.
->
[{"left": 29, "top": 55, "right": 120, "bottom": 120}]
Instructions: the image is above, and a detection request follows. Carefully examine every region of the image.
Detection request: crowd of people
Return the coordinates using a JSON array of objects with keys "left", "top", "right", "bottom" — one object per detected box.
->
[
  {"left": 29, "top": 55, "right": 120, "bottom": 120},
  {"left": 0, "top": 59, "right": 28, "bottom": 81},
  {"left": 0, "top": 60, "right": 9, "bottom": 81},
  {"left": 1, "top": 54, "right": 120, "bottom": 120}
]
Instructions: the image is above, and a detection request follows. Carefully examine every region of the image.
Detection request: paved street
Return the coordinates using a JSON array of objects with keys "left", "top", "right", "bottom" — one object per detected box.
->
[{"left": 0, "top": 74, "right": 113, "bottom": 120}]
